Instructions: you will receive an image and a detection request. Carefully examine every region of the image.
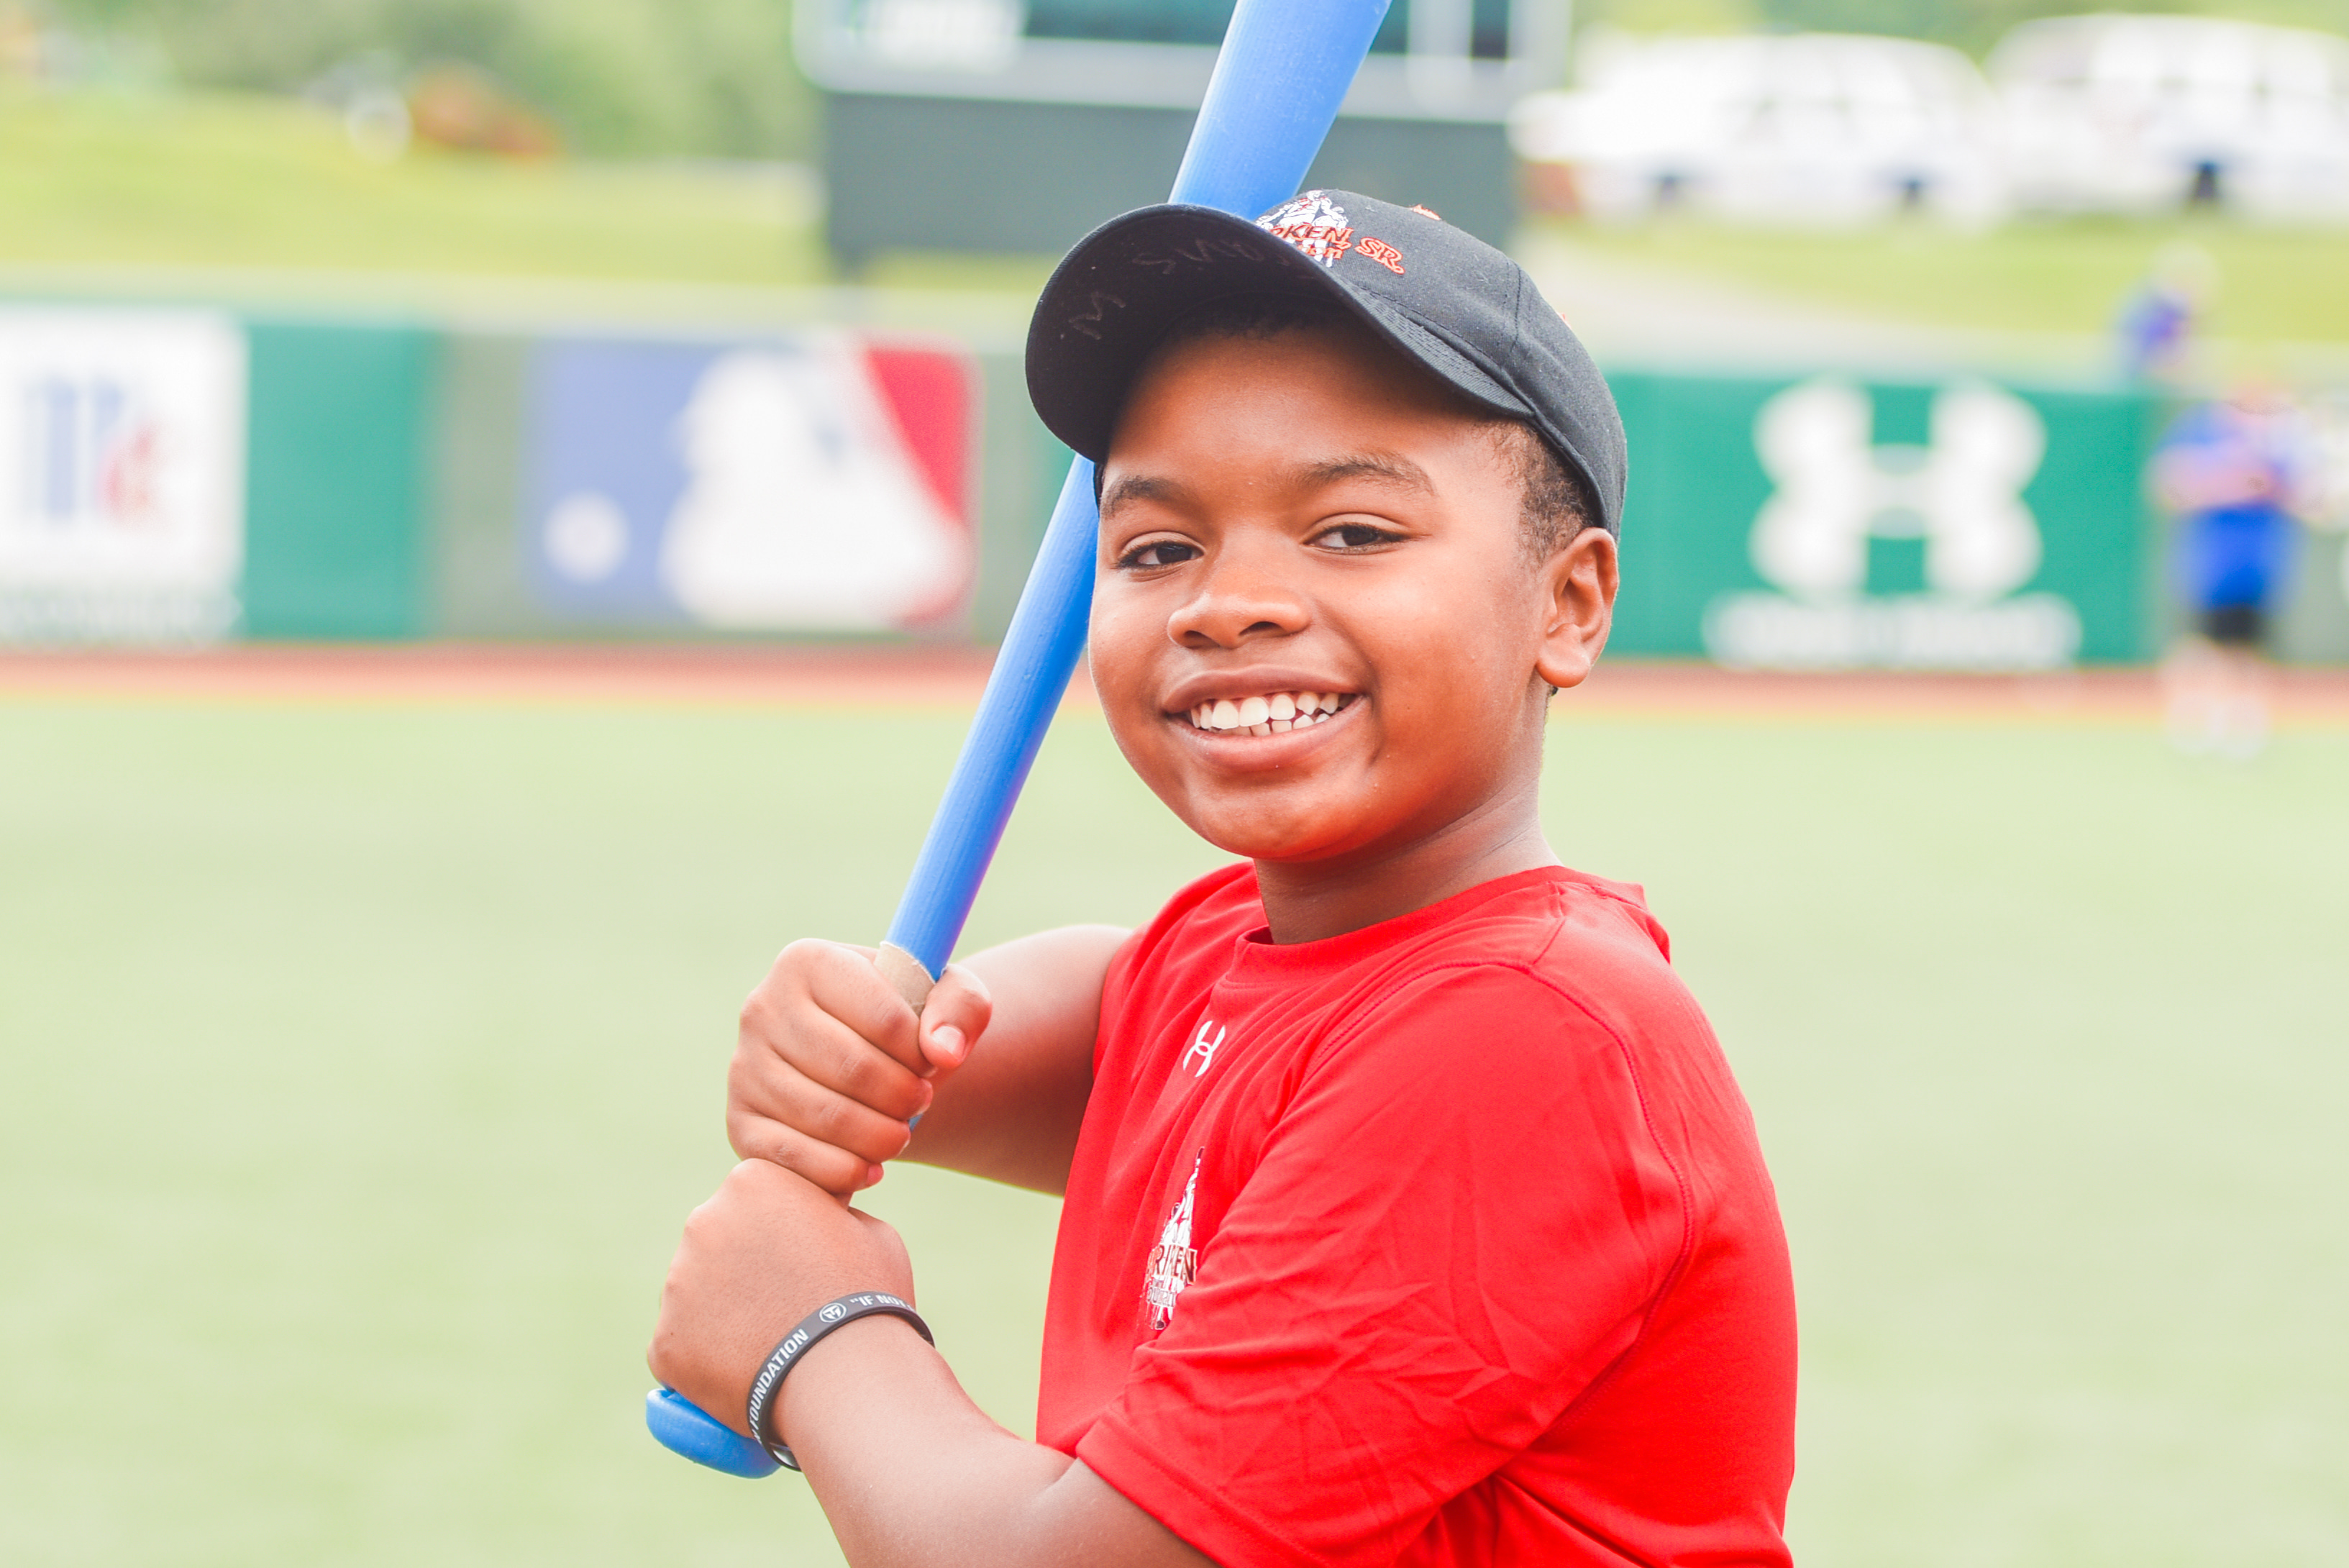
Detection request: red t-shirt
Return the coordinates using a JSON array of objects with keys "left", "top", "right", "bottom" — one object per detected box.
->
[{"left": 1037, "top": 864, "right": 1796, "bottom": 1567}]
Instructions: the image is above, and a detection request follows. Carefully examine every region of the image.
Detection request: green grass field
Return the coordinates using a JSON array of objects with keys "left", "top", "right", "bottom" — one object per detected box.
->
[
  {"left": 1, "top": 689, "right": 2343, "bottom": 1567},
  {"left": 1542, "top": 215, "right": 2349, "bottom": 347},
  {"left": 0, "top": 86, "right": 827, "bottom": 286}
]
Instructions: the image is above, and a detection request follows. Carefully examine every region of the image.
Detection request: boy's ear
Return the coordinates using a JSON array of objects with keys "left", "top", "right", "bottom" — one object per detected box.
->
[{"left": 1534, "top": 527, "right": 1618, "bottom": 693}]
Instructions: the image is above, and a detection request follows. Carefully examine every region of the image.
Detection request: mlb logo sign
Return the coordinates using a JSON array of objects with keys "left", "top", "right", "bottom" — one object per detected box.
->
[
  {"left": 0, "top": 310, "right": 247, "bottom": 642},
  {"left": 522, "top": 331, "right": 975, "bottom": 632}
]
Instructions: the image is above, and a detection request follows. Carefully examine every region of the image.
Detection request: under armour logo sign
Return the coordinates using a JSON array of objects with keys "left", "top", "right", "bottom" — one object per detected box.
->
[
  {"left": 1181, "top": 1021, "right": 1226, "bottom": 1079},
  {"left": 1751, "top": 378, "right": 2047, "bottom": 602}
]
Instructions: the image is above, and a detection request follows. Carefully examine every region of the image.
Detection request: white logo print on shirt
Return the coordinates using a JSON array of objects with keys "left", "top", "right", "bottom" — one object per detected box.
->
[
  {"left": 1181, "top": 1019, "right": 1226, "bottom": 1079},
  {"left": 1144, "top": 1152, "right": 1203, "bottom": 1331}
]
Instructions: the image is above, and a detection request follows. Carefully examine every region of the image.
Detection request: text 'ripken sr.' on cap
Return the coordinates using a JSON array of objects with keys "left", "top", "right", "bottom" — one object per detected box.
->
[{"left": 1025, "top": 189, "right": 1628, "bottom": 535}]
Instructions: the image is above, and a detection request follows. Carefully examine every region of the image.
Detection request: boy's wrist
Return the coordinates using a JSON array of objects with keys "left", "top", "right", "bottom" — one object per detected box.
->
[{"left": 749, "top": 1292, "right": 934, "bottom": 1470}]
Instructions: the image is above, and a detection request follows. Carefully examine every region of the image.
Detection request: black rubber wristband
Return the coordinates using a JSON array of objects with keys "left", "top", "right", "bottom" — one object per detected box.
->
[{"left": 744, "top": 1292, "right": 932, "bottom": 1472}]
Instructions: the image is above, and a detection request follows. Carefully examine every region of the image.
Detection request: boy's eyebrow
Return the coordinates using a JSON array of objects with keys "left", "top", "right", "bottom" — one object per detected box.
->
[
  {"left": 1099, "top": 473, "right": 1185, "bottom": 517},
  {"left": 1299, "top": 452, "right": 1436, "bottom": 494},
  {"left": 1104, "top": 453, "right": 1433, "bottom": 515},
  {"left": 1099, "top": 451, "right": 1435, "bottom": 519}
]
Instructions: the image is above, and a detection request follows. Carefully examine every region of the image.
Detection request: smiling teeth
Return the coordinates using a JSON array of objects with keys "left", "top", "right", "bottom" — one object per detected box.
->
[{"left": 1187, "top": 690, "right": 1351, "bottom": 732}]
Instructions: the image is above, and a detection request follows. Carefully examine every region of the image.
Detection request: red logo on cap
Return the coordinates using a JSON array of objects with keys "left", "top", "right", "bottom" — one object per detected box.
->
[
  {"left": 1256, "top": 192, "right": 1355, "bottom": 269},
  {"left": 1356, "top": 237, "right": 1405, "bottom": 275},
  {"left": 1266, "top": 221, "right": 1353, "bottom": 264}
]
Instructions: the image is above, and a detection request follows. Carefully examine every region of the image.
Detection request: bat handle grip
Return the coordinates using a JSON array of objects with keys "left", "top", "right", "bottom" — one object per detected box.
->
[
  {"left": 877, "top": 941, "right": 937, "bottom": 1126},
  {"left": 875, "top": 942, "right": 936, "bottom": 1014},
  {"left": 644, "top": 1387, "right": 782, "bottom": 1478}
]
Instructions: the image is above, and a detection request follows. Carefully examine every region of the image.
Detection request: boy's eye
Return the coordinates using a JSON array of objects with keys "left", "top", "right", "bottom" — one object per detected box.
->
[
  {"left": 1311, "top": 521, "right": 1404, "bottom": 551},
  {"left": 1117, "top": 539, "right": 1202, "bottom": 570}
]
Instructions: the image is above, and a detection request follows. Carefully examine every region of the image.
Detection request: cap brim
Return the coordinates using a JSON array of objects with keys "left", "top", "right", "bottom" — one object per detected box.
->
[{"left": 1026, "top": 204, "right": 1536, "bottom": 465}]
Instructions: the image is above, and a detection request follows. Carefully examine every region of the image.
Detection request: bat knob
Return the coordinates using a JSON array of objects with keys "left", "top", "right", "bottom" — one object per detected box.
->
[{"left": 645, "top": 1387, "right": 781, "bottom": 1477}]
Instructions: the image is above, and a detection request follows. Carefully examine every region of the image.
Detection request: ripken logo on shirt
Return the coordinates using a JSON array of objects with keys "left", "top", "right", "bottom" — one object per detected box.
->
[{"left": 1144, "top": 1150, "right": 1203, "bottom": 1331}]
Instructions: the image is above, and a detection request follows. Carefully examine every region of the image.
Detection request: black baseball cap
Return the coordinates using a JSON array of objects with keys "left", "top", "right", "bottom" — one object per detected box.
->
[{"left": 1026, "top": 188, "right": 1627, "bottom": 534}]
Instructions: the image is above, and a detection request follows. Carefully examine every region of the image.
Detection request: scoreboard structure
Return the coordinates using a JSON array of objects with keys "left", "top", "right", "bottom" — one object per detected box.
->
[{"left": 799, "top": 0, "right": 1562, "bottom": 265}]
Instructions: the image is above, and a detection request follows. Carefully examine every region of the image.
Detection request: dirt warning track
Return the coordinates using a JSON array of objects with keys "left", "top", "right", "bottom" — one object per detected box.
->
[{"left": 2, "top": 644, "right": 2348, "bottom": 725}]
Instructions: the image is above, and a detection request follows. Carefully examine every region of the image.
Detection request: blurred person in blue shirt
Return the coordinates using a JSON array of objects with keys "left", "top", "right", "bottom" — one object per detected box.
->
[
  {"left": 2152, "top": 380, "right": 2319, "bottom": 757},
  {"left": 2117, "top": 243, "right": 2217, "bottom": 386}
]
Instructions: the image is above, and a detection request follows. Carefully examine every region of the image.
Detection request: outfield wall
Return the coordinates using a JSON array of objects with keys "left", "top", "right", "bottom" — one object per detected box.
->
[{"left": 5, "top": 301, "right": 2345, "bottom": 665}]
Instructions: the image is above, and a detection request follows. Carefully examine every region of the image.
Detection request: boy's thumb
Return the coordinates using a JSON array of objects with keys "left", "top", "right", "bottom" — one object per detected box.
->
[{"left": 918, "top": 964, "right": 990, "bottom": 1075}]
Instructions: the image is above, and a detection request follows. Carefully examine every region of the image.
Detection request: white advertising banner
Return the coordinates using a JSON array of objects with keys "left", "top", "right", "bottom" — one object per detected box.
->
[{"left": 0, "top": 309, "right": 247, "bottom": 643}]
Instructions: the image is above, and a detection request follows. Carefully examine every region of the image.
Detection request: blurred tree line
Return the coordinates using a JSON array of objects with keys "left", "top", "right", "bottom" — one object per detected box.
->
[
  {"left": 1587, "top": 0, "right": 2349, "bottom": 58},
  {"left": 43, "top": 0, "right": 813, "bottom": 158},
  {"left": 33, "top": 0, "right": 2349, "bottom": 159}
]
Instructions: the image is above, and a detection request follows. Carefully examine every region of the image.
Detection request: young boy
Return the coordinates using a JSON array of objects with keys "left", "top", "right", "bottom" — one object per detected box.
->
[{"left": 649, "top": 191, "right": 1797, "bottom": 1567}]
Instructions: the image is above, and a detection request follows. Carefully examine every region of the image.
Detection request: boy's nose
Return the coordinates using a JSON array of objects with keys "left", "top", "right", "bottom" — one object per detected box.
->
[{"left": 1167, "top": 547, "right": 1310, "bottom": 649}]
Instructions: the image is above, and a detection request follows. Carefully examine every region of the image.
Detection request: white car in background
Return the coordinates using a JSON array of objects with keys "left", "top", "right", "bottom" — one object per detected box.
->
[
  {"left": 1991, "top": 14, "right": 2349, "bottom": 221},
  {"left": 1510, "top": 29, "right": 2006, "bottom": 227}
]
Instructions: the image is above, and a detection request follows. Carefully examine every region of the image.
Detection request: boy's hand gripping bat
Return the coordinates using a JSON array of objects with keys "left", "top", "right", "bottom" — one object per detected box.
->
[{"left": 648, "top": 0, "right": 1395, "bottom": 1477}]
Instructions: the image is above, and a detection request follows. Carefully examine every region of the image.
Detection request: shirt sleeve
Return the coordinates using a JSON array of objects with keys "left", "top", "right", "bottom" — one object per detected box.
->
[{"left": 1075, "top": 964, "right": 1693, "bottom": 1568}]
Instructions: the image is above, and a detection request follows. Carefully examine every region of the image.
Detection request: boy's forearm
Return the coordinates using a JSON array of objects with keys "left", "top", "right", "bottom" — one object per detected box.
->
[
  {"left": 780, "top": 1319, "right": 1208, "bottom": 1568},
  {"left": 900, "top": 924, "right": 1127, "bottom": 1194}
]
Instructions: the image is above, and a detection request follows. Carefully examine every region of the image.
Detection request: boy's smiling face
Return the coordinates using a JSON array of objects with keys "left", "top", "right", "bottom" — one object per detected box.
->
[{"left": 1090, "top": 319, "right": 1615, "bottom": 888}]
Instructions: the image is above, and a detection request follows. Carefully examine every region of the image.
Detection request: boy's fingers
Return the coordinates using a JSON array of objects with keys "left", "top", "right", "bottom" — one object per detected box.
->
[
  {"left": 733, "top": 1065, "right": 918, "bottom": 1166},
  {"left": 730, "top": 1113, "right": 888, "bottom": 1199},
  {"left": 727, "top": 1045, "right": 928, "bottom": 1167},
  {"left": 744, "top": 1010, "right": 931, "bottom": 1122},
  {"left": 918, "top": 963, "right": 993, "bottom": 1075},
  {"left": 795, "top": 940, "right": 926, "bottom": 1074}
]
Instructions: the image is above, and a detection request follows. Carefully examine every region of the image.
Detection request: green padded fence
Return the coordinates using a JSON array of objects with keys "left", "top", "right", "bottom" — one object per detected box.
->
[
  {"left": 241, "top": 319, "right": 439, "bottom": 641},
  {"left": 10, "top": 296, "right": 2340, "bottom": 661}
]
